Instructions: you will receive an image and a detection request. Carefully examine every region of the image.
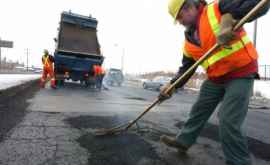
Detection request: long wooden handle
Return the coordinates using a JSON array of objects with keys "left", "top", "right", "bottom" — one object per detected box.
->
[
  {"left": 125, "top": 44, "right": 221, "bottom": 131},
  {"left": 164, "top": 44, "right": 219, "bottom": 94},
  {"left": 125, "top": 98, "right": 160, "bottom": 130},
  {"left": 233, "top": 0, "right": 269, "bottom": 31}
]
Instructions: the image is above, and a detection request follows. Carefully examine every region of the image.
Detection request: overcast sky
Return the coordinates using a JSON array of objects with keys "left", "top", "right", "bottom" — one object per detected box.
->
[{"left": 0, "top": 0, "right": 269, "bottom": 74}]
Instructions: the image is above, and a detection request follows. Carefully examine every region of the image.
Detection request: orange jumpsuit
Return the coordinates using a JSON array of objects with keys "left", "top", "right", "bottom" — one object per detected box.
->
[{"left": 40, "top": 54, "right": 56, "bottom": 88}]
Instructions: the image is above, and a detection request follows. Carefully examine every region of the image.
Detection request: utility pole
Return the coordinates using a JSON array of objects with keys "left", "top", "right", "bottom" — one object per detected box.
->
[
  {"left": 0, "top": 37, "right": 1, "bottom": 70},
  {"left": 26, "top": 48, "right": 29, "bottom": 72},
  {"left": 253, "top": 20, "right": 258, "bottom": 48},
  {"left": 0, "top": 39, "right": 1, "bottom": 70},
  {"left": 121, "top": 48, "right": 125, "bottom": 73},
  {"left": 252, "top": 20, "right": 258, "bottom": 95},
  {"left": 114, "top": 43, "right": 125, "bottom": 73}
]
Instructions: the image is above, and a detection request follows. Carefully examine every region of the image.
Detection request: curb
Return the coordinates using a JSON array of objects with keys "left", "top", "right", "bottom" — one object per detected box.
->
[{"left": 0, "top": 79, "right": 40, "bottom": 102}]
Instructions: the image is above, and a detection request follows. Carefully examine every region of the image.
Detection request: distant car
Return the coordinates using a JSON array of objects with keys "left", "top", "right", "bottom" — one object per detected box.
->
[
  {"left": 105, "top": 68, "right": 124, "bottom": 86},
  {"left": 34, "top": 69, "right": 42, "bottom": 73},
  {"left": 142, "top": 76, "right": 171, "bottom": 91}
]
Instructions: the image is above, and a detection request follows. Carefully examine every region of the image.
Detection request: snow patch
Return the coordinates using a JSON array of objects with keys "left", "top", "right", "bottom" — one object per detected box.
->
[
  {"left": 0, "top": 74, "right": 40, "bottom": 90},
  {"left": 253, "top": 80, "right": 270, "bottom": 99}
]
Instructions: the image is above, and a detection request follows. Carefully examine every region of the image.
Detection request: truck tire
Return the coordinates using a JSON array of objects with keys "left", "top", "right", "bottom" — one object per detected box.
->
[
  {"left": 143, "top": 83, "right": 147, "bottom": 89},
  {"left": 56, "top": 80, "right": 64, "bottom": 87}
]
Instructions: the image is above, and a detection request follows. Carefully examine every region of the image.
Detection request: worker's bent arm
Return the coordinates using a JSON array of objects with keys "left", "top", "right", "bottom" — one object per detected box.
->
[
  {"left": 219, "top": 0, "right": 270, "bottom": 21},
  {"left": 49, "top": 55, "right": 55, "bottom": 63},
  {"left": 170, "top": 55, "right": 196, "bottom": 89}
]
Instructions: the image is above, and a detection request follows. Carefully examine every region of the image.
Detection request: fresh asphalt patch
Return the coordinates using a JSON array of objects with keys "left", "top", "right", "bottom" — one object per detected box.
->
[
  {"left": 175, "top": 121, "right": 270, "bottom": 161},
  {"left": 78, "top": 133, "right": 163, "bottom": 165},
  {"left": 65, "top": 115, "right": 166, "bottom": 165}
]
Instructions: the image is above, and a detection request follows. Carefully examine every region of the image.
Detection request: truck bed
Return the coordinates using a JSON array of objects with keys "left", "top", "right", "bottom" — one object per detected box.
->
[{"left": 57, "top": 11, "right": 101, "bottom": 56}]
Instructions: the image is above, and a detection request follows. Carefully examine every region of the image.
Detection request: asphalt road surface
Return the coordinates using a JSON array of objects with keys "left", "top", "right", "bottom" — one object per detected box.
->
[{"left": 0, "top": 81, "right": 269, "bottom": 165}]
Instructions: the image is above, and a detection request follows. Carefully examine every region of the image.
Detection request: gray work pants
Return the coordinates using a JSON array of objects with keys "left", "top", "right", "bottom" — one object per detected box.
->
[{"left": 176, "top": 77, "right": 254, "bottom": 165}]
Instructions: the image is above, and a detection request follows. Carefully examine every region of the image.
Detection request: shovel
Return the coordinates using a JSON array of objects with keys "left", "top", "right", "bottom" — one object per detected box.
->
[{"left": 94, "top": 0, "right": 269, "bottom": 136}]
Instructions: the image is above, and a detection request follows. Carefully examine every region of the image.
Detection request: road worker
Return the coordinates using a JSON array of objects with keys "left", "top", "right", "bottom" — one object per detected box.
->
[
  {"left": 40, "top": 49, "right": 56, "bottom": 89},
  {"left": 159, "top": 0, "right": 270, "bottom": 165},
  {"left": 93, "top": 64, "right": 104, "bottom": 91}
]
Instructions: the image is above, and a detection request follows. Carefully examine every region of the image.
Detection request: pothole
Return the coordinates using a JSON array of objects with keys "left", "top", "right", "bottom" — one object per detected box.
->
[
  {"left": 66, "top": 115, "right": 167, "bottom": 164},
  {"left": 65, "top": 115, "right": 123, "bottom": 129}
]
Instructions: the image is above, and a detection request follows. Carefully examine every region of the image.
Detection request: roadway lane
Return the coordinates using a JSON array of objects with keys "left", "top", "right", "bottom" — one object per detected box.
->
[{"left": 0, "top": 81, "right": 269, "bottom": 165}]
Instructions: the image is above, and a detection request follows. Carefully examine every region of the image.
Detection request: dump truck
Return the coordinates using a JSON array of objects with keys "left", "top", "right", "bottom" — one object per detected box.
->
[{"left": 54, "top": 11, "right": 104, "bottom": 87}]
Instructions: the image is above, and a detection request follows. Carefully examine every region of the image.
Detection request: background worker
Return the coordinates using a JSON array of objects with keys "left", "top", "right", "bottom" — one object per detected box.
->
[
  {"left": 159, "top": 0, "right": 270, "bottom": 165},
  {"left": 40, "top": 49, "right": 56, "bottom": 89},
  {"left": 93, "top": 64, "right": 104, "bottom": 91}
]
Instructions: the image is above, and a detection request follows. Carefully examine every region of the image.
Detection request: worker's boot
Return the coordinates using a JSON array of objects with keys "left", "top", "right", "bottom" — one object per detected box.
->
[
  {"left": 40, "top": 83, "right": 45, "bottom": 88},
  {"left": 160, "top": 135, "right": 188, "bottom": 154},
  {"left": 50, "top": 78, "right": 56, "bottom": 89},
  {"left": 40, "top": 80, "right": 45, "bottom": 88}
]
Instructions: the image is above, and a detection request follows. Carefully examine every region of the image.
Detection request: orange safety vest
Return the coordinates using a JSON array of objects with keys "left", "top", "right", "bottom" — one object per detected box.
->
[
  {"left": 93, "top": 65, "right": 102, "bottom": 76},
  {"left": 183, "top": 1, "right": 258, "bottom": 78},
  {"left": 42, "top": 55, "right": 53, "bottom": 68}
]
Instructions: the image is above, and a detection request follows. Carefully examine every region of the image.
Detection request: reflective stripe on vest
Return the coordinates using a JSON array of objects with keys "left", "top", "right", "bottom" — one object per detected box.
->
[
  {"left": 44, "top": 56, "right": 51, "bottom": 68},
  {"left": 201, "top": 35, "right": 251, "bottom": 69},
  {"left": 201, "top": 3, "right": 252, "bottom": 70},
  {"left": 207, "top": 3, "right": 220, "bottom": 36}
]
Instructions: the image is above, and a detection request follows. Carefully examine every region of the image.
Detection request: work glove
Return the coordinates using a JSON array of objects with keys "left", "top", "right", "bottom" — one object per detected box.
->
[
  {"left": 158, "top": 83, "right": 176, "bottom": 104},
  {"left": 217, "top": 13, "right": 237, "bottom": 47}
]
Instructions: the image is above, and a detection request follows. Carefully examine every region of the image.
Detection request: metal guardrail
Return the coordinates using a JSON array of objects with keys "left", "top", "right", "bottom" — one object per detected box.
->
[{"left": 259, "top": 65, "right": 270, "bottom": 80}]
